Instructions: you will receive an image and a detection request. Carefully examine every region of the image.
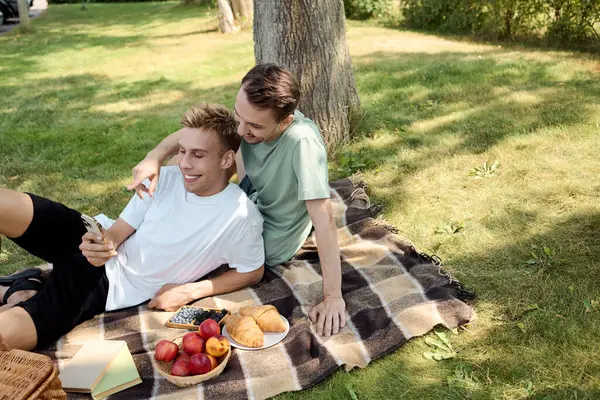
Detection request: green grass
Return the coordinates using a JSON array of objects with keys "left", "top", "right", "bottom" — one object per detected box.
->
[{"left": 2, "top": 3, "right": 600, "bottom": 399}]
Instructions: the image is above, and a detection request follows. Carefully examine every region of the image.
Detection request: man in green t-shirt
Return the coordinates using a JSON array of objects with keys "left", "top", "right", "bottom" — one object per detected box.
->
[{"left": 128, "top": 64, "right": 346, "bottom": 337}]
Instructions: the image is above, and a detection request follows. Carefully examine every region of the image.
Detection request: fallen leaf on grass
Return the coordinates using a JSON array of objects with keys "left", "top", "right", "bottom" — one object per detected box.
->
[
  {"left": 423, "top": 329, "right": 457, "bottom": 361},
  {"left": 523, "top": 304, "right": 542, "bottom": 314}
]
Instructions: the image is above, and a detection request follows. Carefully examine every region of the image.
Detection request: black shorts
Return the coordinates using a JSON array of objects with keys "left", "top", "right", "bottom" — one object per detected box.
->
[{"left": 10, "top": 193, "right": 109, "bottom": 349}]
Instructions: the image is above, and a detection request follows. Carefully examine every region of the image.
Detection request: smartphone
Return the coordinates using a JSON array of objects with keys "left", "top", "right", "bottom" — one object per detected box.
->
[{"left": 80, "top": 214, "right": 106, "bottom": 243}]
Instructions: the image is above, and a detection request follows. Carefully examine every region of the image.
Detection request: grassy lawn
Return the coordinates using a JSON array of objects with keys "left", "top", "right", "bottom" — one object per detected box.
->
[{"left": 2, "top": 3, "right": 600, "bottom": 399}]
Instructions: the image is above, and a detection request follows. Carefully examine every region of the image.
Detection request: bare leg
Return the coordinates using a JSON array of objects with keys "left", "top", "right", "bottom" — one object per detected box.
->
[
  {"left": 0, "top": 188, "right": 34, "bottom": 238},
  {"left": 0, "top": 190, "right": 40, "bottom": 306},
  {"left": 0, "top": 306, "right": 37, "bottom": 350},
  {"left": 0, "top": 304, "right": 13, "bottom": 313}
]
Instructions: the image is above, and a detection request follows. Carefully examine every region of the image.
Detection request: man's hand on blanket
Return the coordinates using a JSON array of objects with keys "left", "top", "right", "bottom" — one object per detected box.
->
[
  {"left": 148, "top": 283, "right": 194, "bottom": 311},
  {"left": 309, "top": 297, "right": 347, "bottom": 337},
  {"left": 80, "top": 232, "right": 117, "bottom": 267}
]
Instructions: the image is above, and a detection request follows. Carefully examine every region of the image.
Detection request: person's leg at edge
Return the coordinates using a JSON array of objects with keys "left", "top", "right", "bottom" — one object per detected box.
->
[
  {"left": 1, "top": 190, "right": 88, "bottom": 306},
  {"left": 0, "top": 189, "right": 38, "bottom": 306},
  {"left": 0, "top": 188, "right": 34, "bottom": 238},
  {"left": 0, "top": 306, "right": 37, "bottom": 350}
]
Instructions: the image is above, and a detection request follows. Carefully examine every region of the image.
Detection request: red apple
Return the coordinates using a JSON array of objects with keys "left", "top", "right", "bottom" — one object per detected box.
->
[
  {"left": 170, "top": 360, "right": 190, "bottom": 377},
  {"left": 198, "top": 319, "right": 220, "bottom": 340},
  {"left": 154, "top": 340, "right": 178, "bottom": 362},
  {"left": 189, "top": 353, "right": 213, "bottom": 375},
  {"left": 183, "top": 332, "right": 205, "bottom": 355},
  {"left": 175, "top": 352, "right": 190, "bottom": 363},
  {"left": 205, "top": 335, "right": 230, "bottom": 357}
]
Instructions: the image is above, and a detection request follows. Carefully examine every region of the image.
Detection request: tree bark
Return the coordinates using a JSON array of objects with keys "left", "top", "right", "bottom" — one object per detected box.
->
[
  {"left": 217, "top": 0, "right": 240, "bottom": 34},
  {"left": 17, "top": 0, "right": 31, "bottom": 28},
  {"left": 253, "top": 0, "right": 361, "bottom": 149},
  {"left": 231, "top": 0, "right": 253, "bottom": 28}
]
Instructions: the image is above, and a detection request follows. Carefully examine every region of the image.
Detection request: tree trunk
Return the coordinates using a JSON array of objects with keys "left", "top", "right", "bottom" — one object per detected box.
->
[
  {"left": 253, "top": 0, "right": 361, "bottom": 149},
  {"left": 217, "top": 0, "right": 240, "bottom": 34},
  {"left": 17, "top": 0, "right": 31, "bottom": 28},
  {"left": 231, "top": 0, "right": 253, "bottom": 28}
]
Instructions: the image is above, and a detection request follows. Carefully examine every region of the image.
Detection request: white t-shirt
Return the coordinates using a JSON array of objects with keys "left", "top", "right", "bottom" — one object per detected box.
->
[{"left": 98, "top": 166, "right": 265, "bottom": 311}]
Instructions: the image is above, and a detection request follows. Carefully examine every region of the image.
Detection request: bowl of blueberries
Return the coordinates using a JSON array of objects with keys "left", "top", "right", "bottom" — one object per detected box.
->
[{"left": 166, "top": 306, "right": 229, "bottom": 329}]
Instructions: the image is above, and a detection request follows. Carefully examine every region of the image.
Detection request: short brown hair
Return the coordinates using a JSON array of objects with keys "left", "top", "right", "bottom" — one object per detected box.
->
[
  {"left": 241, "top": 63, "right": 300, "bottom": 122},
  {"left": 181, "top": 103, "right": 240, "bottom": 152}
]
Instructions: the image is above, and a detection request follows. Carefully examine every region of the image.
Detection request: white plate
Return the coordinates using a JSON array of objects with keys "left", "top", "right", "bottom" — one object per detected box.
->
[{"left": 222, "top": 316, "right": 290, "bottom": 351}]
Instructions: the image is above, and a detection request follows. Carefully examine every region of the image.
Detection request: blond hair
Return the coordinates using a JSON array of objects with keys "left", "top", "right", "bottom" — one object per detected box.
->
[{"left": 181, "top": 103, "right": 240, "bottom": 152}]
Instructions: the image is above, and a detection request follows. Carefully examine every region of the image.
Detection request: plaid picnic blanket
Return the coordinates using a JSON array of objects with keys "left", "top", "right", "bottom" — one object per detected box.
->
[{"left": 38, "top": 178, "right": 476, "bottom": 400}]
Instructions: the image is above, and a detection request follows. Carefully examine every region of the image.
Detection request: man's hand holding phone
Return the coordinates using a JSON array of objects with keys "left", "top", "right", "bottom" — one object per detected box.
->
[
  {"left": 80, "top": 231, "right": 117, "bottom": 267},
  {"left": 79, "top": 214, "right": 117, "bottom": 267}
]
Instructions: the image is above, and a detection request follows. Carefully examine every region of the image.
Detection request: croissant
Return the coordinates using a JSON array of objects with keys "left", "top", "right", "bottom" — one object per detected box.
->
[
  {"left": 239, "top": 305, "right": 287, "bottom": 333},
  {"left": 223, "top": 315, "right": 264, "bottom": 348}
]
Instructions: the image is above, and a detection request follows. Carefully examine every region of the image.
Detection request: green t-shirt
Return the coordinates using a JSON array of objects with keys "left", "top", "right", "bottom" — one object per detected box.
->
[{"left": 241, "top": 111, "right": 330, "bottom": 266}]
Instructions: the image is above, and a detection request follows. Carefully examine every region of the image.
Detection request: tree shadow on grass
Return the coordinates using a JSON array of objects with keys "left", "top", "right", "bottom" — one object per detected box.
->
[
  {"left": 354, "top": 50, "right": 597, "bottom": 149},
  {"left": 449, "top": 211, "right": 600, "bottom": 398},
  {"left": 44, "top": 2, "right": 215, "bottom": 29},
  {"left": 322, "top": 50, "right": 600, "bottom": 397},
  {"left": 1, "top": 73, "right": 240, "bottom": 181},
  {"left": 336, "top": 50, "right": 600, "bottom": 205},
  {"left": 0, "top": 2, "right": 218, "bottom": 75},
  {"left": 526, "top": 388, "right": 600, "bottom": 400}
]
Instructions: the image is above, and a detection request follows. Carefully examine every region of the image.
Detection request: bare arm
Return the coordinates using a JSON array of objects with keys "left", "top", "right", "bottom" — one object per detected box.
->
[
  {"left": 148, "top": 128, "right": 184, "bottom": 161},
  {"left": 106, "top": 218, "right": 136, "bottom": 248},
  {"left": 306, "top": 199, "right": 342, "bottom": 297},
  {"left": 127, "top": 129, "right": 184, "bottom": 198},
  {"left": 148, "top": 266, "right": 265, "bottom": 311},
  {"left": 306, "top": 198, "right": 346, "bottom": 336}
]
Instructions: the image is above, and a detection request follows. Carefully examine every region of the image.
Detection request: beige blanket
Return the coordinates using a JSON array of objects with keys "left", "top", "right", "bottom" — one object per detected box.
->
[{"left": 39, "top": 178, "right": 476, "bottom": 399}]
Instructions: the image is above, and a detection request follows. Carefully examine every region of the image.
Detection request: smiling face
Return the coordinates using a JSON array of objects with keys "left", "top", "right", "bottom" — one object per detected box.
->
[
  {"left": 178, "top": 127, "right": 235, "bottom": 196},
  {"left": 234, "top": 87, "right": 293, "bottom": 144}
]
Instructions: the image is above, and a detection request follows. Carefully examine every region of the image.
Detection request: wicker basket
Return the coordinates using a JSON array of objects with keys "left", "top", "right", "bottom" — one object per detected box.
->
[
  {"left": 0, "top": 335, "right": 66, "bottom": 400},
  {"left": 152, "top": 335, "right": 232, "bottom": 388}
]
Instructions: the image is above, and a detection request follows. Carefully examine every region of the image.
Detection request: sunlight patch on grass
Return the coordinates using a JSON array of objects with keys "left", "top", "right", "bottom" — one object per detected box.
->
[
  {"left": 503, "top": 90, "right": 544, "bottom": 105},
  {"left": 411, "top": 106, "right": 485, "bottom": 133},
  {"left": 91, "top": 90, "right": 186, "bottom": 113},
  {"left": 74, "top": 179, "right": 127, "bottom": 197},
  {"left": 347, "top": 26, "right": 495, "bottom": 56}
]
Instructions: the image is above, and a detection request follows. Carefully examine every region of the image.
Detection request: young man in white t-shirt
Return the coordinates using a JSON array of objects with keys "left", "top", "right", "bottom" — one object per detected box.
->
[{"left": 0, "top": 103, "right": 265, "bottom": 350}]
